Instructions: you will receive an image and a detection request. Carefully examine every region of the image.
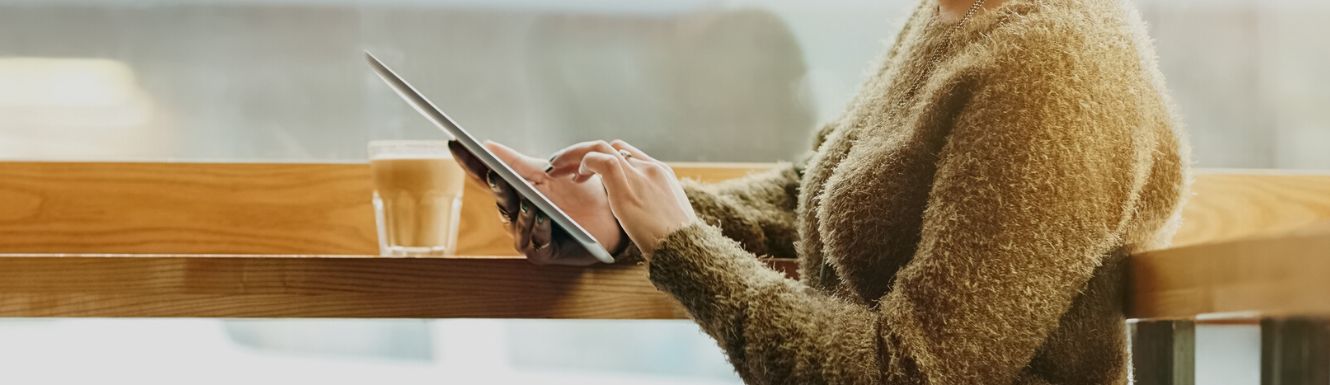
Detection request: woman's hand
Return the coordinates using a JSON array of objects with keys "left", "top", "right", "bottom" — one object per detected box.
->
[
  {"left": 547, "top": 140, "right": 698, "bottom": 257},
  {"left": 448, "top": 140, "right": 624, "bottom": 266}
]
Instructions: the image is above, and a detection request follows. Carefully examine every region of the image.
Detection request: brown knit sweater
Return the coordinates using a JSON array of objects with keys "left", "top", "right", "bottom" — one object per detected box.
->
[{"left": 644, "top": 1, "right": 1190, "bottom": 384}]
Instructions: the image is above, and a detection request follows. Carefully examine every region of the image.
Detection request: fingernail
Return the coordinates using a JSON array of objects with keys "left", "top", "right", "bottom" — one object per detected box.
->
[
  {"left": 535, "top": 215, "right": 547, "bottom": 225},
  {"left": 519, "top": 201, "right": 530, "bottom": 214},
  {"left": 544, "top": 164, "right": 554, "bottom": 174}
]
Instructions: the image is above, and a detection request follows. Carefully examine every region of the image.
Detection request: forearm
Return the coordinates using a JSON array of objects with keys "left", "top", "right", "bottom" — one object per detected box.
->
[
  {"left": 649, "top": 195, "right": 1123, "bottom": 385},
  {"left": 683, "top": 163, "right": 802, "bottom": 258},
  {"left": 613, "top": 162, "right": 802, "bottom": 261},
  {"left": 648, "top": 223, "right": 885, "bottom": 385}
]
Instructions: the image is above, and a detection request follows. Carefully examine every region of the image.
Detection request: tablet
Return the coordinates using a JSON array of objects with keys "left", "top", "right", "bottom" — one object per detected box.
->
[{"left": 366, "top": 51, "right": 615, "bottom": 263}]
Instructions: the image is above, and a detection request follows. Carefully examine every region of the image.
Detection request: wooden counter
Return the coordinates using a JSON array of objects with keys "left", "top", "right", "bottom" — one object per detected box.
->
[
  {"left": 1128, "top": 222, "right": 1330, "bottom": 319},
  {"left": 0, "top": 162, "right": 1328, "bottom": 319}
]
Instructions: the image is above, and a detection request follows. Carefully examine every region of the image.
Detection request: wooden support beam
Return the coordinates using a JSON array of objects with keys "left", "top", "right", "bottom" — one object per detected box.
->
[
  {"left": 1131, "top": 319, "right": 1195, "bottom": 385},
  {"left": 1261, "top": 318, "right": 1330, "bottom": 385}
]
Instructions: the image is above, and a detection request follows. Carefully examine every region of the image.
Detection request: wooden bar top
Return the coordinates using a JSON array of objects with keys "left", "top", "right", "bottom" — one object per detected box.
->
[
  {"left": 1128, "top": 222, "right": 1330, "bottom": 320},
  {"left": 0, "top": 223, "right": 1324, "bottom": 319},
  {"left": 1, "top": 162, "right": 1328, "bottom": 319}
]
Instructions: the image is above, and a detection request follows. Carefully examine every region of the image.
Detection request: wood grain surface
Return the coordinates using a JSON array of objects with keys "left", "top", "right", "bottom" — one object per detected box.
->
[
  {"left": 1171, "top": 170, "right": 1330, "bottom": 247},
  {"left": 1128, "top": 221, "right": 1330, "bottom": 319},
  {"left": 0, "top": 162, "right": 767, "bottom": 256},
  {"left": 0, "top": 162, "right": 378, "bottom": 255},
  {"left": 4, "top": 163, "right": 1326, "bottom": 255},
  {"left": 0, "top": 254, "right": 798, "bottom": 318},
  {"left": 3, "top": 162, "right": 1329, "bottom": 318}
]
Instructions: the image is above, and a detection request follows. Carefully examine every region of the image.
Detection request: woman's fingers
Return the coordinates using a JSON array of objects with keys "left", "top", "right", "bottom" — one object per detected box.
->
[
  {"left": 547, "top": 140, "right": 619, "bottom": 178},
  {"left": 513, "top": 200, "right": 537, "bottom": 251},
  {"left": 623, "top": 158, "right": 669, "bottom": 182},
  {"left": 609, "top": 140, "right": 655, "bottom": 162},
  {"left": 548, "top": 139, "right": 660, "bottom": 180},
  {"left": 488, "top": 170, "right": 520, "bottom": 227},
  {"left": 484, "top": 141, "right": 550, "bottom": 181},
  {"left": 448, "top": 140, "right": 490, "bottom": 183},
  {"left": 524, "top": 211, "right": 557, "bottom": 264},
  {"left": 578, "top": 151, "right": 632, "bottom": 190}
]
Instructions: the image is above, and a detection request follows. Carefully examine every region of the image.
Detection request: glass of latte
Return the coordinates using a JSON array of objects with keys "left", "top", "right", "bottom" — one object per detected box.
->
[{"left": 369, "top": 140, "right": 465, "bottom": 257}]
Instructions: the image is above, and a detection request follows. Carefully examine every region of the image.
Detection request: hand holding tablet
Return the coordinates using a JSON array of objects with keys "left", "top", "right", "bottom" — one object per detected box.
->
[
  {"left": 448, "top": 140, "right": 625, "bottom": 266},
  {"left": 367, "top": 51, "right": 619, "bottom": 264}
]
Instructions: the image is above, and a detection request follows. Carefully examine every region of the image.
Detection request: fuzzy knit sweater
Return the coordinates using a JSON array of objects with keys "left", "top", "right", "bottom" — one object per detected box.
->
[{"left": 642, "top": 1, "right": 1190, "bottom": 384}]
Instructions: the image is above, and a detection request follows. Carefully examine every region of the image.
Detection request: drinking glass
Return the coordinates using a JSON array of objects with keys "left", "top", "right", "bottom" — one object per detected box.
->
[{"left": 369, "top": 140, "right": 465, "bottom": 256}]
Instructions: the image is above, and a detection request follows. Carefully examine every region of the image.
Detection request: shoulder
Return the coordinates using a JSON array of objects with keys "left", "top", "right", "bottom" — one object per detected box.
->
[
  {"left": 939, "top": 2, "right": 1175, "bottom": 174},
  {"left": 941, "top": 0, "right": 1169, "bottom": 128},
  {"left": 963, "top": 0, "right": 1154, "bottom": 86}
]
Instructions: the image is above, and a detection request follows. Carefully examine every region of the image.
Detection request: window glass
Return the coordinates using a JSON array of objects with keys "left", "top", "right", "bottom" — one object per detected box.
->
[
  {"left": 0, "top": 1, "right": 1319, "bottom": 384},
  {"left": 7, "top": 1, "right": 1321, "bottom": 167}
]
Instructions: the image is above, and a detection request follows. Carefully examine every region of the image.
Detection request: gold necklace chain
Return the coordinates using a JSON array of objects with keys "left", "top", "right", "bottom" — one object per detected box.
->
[
  {"left": 947, "top": 0, "right": 988, "bottom": 36},
  {"left": 891, "top": 0, "right": 987, "bottom": 114}
]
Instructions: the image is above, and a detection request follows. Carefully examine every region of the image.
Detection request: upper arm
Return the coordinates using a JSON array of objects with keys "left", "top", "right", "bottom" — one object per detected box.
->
[{"left": 876, "top": 49, "right": 1148, "bottom": 383}]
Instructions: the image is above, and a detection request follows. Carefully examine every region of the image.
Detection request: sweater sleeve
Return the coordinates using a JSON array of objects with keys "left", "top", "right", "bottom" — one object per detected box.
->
[
  {"left": 677, "top": 163, "right": 803, "bottom": 259},
  {"left": 616, "top": 123, "right": 835, "bottom": 261},
  {"left": 646, "top": 46, "right": 1147, "bottom": 384}
]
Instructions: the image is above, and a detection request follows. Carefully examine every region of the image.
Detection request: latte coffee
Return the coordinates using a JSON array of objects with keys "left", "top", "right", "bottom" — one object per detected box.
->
[{"left": 369, "top": 141, "right": 465, "bottom": 256}]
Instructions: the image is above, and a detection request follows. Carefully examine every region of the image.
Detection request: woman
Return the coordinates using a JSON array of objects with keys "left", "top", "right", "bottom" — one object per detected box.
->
[{"left": 450, "top": 0, "right": 1189, "bottom": 383}]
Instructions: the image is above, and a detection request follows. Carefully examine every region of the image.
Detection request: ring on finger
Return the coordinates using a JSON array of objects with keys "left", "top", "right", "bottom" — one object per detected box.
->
[
  {"left": 618, "top": 149, "right": 633, "bottom": 159},
  {"left": 486, "top": 171, "right": 502, "bottom": 191}
]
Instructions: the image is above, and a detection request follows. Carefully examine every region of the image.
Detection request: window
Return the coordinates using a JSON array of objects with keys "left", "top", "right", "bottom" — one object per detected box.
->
[{"left": 0, "top": 0, "right": 1319, "bottom": 383}]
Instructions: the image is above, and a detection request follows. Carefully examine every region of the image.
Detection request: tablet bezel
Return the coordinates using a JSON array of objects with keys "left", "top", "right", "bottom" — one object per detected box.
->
[{"left": 366, "top": 51, "right": 615, "bottom": 263}]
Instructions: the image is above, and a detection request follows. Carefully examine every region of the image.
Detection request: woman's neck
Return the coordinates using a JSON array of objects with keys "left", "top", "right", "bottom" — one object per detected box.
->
[{"left": 936, "top": 0, "right": 1006, "bottom": 22}]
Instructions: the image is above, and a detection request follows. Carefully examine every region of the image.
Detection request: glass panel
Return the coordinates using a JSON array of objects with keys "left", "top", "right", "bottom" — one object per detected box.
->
[
  {"left": 4, "top": 1, "right": 1325, "bottom": 167},
  {"left": 0, "top": 1, "right": 1319, "bottom": 384},
  {"left": 0, "top": 1, "right": 907, "bottom": 163}
]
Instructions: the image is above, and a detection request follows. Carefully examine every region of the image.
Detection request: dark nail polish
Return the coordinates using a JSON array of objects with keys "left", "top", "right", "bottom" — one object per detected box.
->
[
  {"left": 544, "top": 165, "right": 554, "bottom": 174},
  {"left": 535, "top": 215, "right": 546, "bottom": 225},
  {"left": 519, "top": 201, "right": 530, "bottom": 214}
]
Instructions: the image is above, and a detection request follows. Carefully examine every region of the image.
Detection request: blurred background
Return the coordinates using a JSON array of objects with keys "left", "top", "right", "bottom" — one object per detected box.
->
[{"left": 0, "top": 0, "right": 1325, "bottom": 383}]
